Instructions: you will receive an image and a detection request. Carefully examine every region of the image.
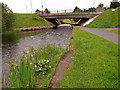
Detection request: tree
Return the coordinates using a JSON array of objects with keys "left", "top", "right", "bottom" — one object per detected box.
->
[
  {"left": 44, "top": 8, "right": 50, "bottom": 14},
  {"left": 83, "top": 7, "right": 96, "bottom": 12},
  {"left": 88, "top": 7, "right": 96, "bottom": 12},
  {"left": 35, "top": 9, "right": 40, "bottom": 13},
  {"left": 73, "top": 6, "right": 83, "bottom": 22},
  {"left": 1, "top": 3, "right": 15, "bottom": 32},
  {"left": 98, "top": 3, "right": 104, "bottom": 7},
  {"left": 73, "top": 6, "right": 82, "bottom": 12},
  {"left": 110, "top": 1, "right": 120, "bottom": 8}
]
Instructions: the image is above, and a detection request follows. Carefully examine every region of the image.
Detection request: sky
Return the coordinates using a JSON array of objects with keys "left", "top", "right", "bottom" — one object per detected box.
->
[{"left": 0, "top": 0, "right": 119, "bottom": 13}]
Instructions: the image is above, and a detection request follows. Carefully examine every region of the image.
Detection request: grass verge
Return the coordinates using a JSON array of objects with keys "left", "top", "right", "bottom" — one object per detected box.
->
[
  {"left": 110, "top": 29, "right": 120, "bottom": 34},
  {"left": 86, "top": 9, "right": 120, "bottom": 28},
  {"left": 13, "top": 13, "right": 53, "bottom": 28},
  {"left": 59, "top": 27, "right": 119, "bottom": 88}
]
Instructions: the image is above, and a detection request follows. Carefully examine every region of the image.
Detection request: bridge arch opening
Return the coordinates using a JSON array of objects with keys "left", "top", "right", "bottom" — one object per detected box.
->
[{"left": 40, "top": 12, "right": 100, "bottom": 27}]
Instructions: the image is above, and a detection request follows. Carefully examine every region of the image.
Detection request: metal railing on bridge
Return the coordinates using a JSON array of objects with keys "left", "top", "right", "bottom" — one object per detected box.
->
[
  {"left": 50, "top": 9, "right": 74, "bottom": 13},
  {"left": 49, "top": 8, "right": 89, "bottom": 13}
]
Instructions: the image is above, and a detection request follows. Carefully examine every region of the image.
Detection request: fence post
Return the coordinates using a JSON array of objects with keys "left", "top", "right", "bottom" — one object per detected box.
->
[{"left": 57, "top": 10, "right": 58, "bottom": 13}]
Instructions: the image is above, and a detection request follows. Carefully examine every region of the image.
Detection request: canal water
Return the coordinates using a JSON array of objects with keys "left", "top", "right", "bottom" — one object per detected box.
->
[{"left": 2, "top": 25, "right": 72, "bottom": 78}]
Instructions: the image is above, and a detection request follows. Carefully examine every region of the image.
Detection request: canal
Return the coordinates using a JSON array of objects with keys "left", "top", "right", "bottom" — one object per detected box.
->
[{"left": 2, "top": 25, "right": 72, "bottom": 78}]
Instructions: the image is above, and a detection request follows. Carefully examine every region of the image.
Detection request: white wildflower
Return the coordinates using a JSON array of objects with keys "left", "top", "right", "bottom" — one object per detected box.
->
[{"left": 49, "top": 66, "right": 51, "bottom": 68}]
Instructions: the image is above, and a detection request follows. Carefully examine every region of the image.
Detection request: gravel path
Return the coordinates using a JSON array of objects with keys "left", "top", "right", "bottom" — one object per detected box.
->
[{"left": 77, "top": 26, "right": 120, "bottom": 45}]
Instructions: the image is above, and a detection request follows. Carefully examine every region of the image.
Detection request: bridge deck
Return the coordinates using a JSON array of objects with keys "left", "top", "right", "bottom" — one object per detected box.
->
[{"left": 41, "top": 12, "right": 101, "bottom": 19}]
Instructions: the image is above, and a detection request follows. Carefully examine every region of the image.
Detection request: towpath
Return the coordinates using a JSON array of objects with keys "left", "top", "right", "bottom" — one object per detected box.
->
[{"left": 77, "top": 26, "right": 120, "bottom": 45}]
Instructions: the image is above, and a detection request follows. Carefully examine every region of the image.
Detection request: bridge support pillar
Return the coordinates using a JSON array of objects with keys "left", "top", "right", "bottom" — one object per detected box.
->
[
  {"left": 46, "top": 19, "right": 59, "bottom": 27},
  {"left": 77, "top": 18, "right": 90, "bottom": 26}
]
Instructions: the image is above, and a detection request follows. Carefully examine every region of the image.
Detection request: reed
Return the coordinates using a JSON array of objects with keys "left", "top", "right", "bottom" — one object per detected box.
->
[{"left": 3, "top": 44, "right": 69, "bottom": 88}]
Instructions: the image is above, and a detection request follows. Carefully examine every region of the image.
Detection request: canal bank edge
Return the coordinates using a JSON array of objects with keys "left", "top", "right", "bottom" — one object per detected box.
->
[
  {"left": 14, "top": 25, "right": 56, "bottom": 31},
  {"left": 48, "top": 28, "right": 75, "bottom": 88}
]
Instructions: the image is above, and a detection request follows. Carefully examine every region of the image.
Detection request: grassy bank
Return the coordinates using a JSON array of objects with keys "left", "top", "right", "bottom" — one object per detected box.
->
[
  {"left": 62, "top": 19, "right": 73, "bottom": 24},
  {"left": 13, "top": 14, "right": 53, "bottom": 28},
  {"left": 4, "top": 44, "right": 69, "bottom": 88},
  {"left": 86, "top": 9, "right": 120, "bottom": 28},
  {"left": 59, "top": 27, "right": 118, "bottom": 88},
  {"left": 110, "top": 29, "right": 120, "bottom": 34}
]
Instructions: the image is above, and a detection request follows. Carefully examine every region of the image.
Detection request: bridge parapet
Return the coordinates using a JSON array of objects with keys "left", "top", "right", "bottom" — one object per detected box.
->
[
  {"left": 41, "top": 12, "right": 100, "bottom": 16},
  {"left": 49, "top": 8, "right": 91, "bottom": 13}
]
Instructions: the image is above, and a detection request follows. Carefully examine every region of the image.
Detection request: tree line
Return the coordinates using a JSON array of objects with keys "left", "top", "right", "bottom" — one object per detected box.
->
[
  {"left": 73, "top": 1, "right": 120, "bottom": 22},
  {"left": 35, "top": 1, "right": 120, "bottom": 14}
]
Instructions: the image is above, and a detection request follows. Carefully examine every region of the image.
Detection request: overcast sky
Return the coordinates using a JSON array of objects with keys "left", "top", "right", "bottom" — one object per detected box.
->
[{"left": 0, "top": 0, "right": 119, "bottom": 13}]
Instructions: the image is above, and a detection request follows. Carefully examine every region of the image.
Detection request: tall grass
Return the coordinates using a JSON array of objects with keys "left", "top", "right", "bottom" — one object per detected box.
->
[
  {"left": 4, "top": 44, "right": 69, "bottom": 88},
  {"left": 6, "top": 50, "right": 35, "bottom": 88}
]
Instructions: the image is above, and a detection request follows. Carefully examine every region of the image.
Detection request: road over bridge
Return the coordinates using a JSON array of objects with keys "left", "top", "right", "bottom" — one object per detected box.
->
[{"left": 40, "top": 12, "right": 101, "bottom": 26}]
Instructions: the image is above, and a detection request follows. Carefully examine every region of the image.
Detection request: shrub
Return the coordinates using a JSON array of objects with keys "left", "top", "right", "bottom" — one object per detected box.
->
[
  {"left": 34, "top": 59, "right": 51, "bottom": 74},
  {"left": 44, "top": 8, "right": 50, "bottom": 14}
]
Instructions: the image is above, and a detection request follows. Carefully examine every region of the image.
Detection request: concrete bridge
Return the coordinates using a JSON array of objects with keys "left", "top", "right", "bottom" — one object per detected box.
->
[
  {"left": 41, "top": 12, "right": 100, "bottom": 19},
  {"left": 40, "top": 12, "right": 101, "bottom": 26}
]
